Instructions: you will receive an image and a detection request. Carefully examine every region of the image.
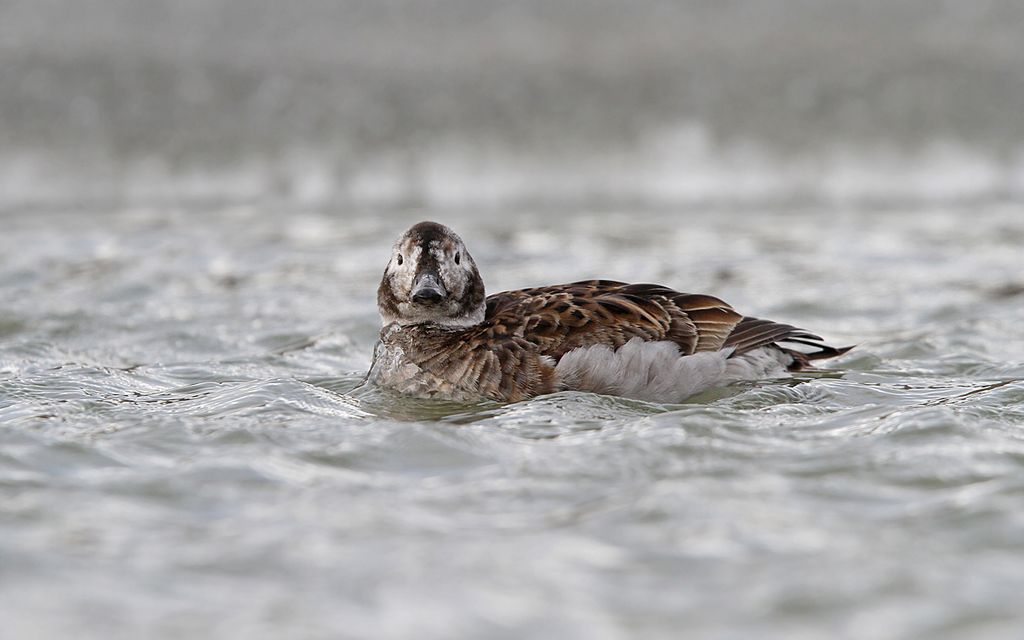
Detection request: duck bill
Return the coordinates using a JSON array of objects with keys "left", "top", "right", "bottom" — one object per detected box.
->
[{"left": 411, "top": 271, "right": 447, "bottom": 304}]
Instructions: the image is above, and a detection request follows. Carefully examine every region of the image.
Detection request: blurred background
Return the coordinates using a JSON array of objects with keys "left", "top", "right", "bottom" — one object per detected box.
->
[
  {"left": 2, "top": 0, "right": 1023, "bottom": 208},
  {"left": 4, "top": 3, "right": 1024, "bottom": 640}
]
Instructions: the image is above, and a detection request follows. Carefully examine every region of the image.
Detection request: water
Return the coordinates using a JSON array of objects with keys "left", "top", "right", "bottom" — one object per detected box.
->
[
  {"left": 3, "top": 1, "right": 1024, "bottom": 638},
  {"left": 3, "top": 205, "right": 1023, "bottom": 639},
  {"left": 3, "top": 0, "right": 1024, "bottom": 205}
]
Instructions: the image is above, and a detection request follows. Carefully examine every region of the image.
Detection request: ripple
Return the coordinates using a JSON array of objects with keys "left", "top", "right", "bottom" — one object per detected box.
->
[{"left": 3, "top": 205, "right": 1024, "bottom": 639}]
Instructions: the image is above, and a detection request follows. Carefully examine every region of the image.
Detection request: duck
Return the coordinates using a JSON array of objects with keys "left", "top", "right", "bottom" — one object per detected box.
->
[{"left": 367, "top": 221, "right": 852, "bottom": 403}]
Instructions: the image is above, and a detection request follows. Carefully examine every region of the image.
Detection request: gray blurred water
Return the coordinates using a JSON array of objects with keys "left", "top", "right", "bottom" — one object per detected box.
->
[
  {"left": 2, "top": 2, "right": 1024, "bottom": 640},
  {"left": 3, "top": 205, "right": 1024, "bottom": 639},
  {"left": 2, "top": 0, "right": 1024, "bottom": 205}
]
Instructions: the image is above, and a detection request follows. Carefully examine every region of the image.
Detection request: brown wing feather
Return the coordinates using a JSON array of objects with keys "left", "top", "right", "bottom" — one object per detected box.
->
[
  {"left": 485, "top": 281, "right": 851, "bottom": 370},
  {"left": 482, "top": 281, "right": 679, "bottom": 359},
  {"left": 668, "top": 293, "right": 744, "bottom": 352},
  {"left": 481, "top": 280, "right": 745, "bottom": 360},
  {"left": 724, "top": 317, "right": 815, "bottom": 354}
]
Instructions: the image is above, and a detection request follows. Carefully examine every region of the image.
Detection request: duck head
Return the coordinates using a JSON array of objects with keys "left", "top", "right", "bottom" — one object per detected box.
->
[{"left": 377, "top": 221, "right": 486, "bottom": 327}]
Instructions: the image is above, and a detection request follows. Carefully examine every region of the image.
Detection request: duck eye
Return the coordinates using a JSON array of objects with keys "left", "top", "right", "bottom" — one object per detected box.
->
[
  {"left": 454, "top": 252, "right": 461, "bottom": 265},
  {"left": 396, "top": 255, "right": 403, "bottom": 266}
]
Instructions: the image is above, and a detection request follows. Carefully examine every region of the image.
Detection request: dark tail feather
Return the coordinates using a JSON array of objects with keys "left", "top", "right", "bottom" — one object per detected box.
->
[
  {"left": 723, "top": 317, "right": 816, "bottom": 354},
  {"left": 778, "top": 341, "right": 855, "bottom": 371},
  {"left": 724, "top": 316, "right": 854, "bottom": 371}
]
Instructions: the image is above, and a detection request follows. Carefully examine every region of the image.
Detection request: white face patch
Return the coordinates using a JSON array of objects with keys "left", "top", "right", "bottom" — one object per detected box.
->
[
  {"left": 432, "top": 241, "right": 473, "bottom": 300},
  {"left": 387, "top": 240, "right": 420, "bottom": 298}
]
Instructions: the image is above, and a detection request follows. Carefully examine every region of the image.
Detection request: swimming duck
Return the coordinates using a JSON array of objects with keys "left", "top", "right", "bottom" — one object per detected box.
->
[{"left": 368, "top": 221, "right": 851, "bottom": 403}]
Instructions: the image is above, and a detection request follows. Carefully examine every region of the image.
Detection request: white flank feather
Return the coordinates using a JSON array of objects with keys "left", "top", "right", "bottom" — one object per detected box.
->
[
  {"left": 555, "top": 337, "right": 730, "bottom": 403},
  {"left": 722, "top": 346, "right": 792, "bottom": 383}
]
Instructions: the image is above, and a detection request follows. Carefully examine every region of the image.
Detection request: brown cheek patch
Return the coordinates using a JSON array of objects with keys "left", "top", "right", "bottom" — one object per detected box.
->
[{"left": 377, "top": 273, "right": 401, "bottom": 318}]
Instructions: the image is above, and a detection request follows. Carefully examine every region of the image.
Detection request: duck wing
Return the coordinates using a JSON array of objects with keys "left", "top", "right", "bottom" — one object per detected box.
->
[{"left": 480, "top": 279, "right": 744, "bottom": 360}]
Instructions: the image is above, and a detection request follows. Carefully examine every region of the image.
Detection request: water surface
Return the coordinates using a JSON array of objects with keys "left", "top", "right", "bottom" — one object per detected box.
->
[
  {"left": 3, "top": 0, "right": 1024, "bottom": 636},
  {"left": 3, "top": 206, "right": 1023, "bottom": 639}
]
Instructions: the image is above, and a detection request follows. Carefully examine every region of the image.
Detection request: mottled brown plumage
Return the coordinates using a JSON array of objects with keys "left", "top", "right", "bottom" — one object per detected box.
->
[{"left": 367, "top": 222, "right": 852, "bottom": 403}]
